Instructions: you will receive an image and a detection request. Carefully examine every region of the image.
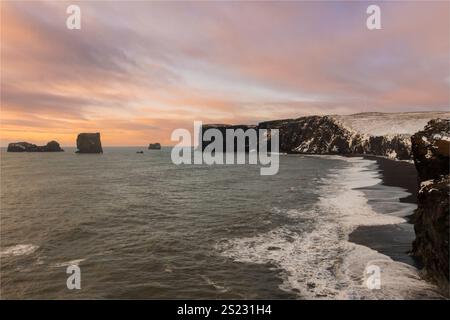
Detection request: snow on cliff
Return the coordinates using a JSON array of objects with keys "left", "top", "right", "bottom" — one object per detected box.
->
[
  {"left": 331, "top": 112, "right": 450, "bottom": 136},
  {"left": 203, "top": 112, "right": 449, "bottom": 161}
]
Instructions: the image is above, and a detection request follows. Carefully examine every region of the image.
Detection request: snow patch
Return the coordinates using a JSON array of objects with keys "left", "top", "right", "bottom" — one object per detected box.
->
[{"left": 332, "top": 112, "right": 450, "bottom": 136}]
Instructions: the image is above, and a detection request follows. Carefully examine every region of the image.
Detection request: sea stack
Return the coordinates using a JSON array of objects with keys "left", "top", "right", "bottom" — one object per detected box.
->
[
  {"left": 411, "top": 118, "right": 449, "bottom": 296},
  {"left": 148, "top": 143, "right": 161, "bottom": 150},
  {"left": 7, "top": 140, "right": 64, "bottom": 152},
  {"left": 76, "top": 133, "right": 103, "bottom": 153}
]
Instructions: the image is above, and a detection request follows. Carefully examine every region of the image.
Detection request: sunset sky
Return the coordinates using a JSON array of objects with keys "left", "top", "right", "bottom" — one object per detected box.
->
[{"left": 1, "top": 1, "right": 449, "bottom": 146}]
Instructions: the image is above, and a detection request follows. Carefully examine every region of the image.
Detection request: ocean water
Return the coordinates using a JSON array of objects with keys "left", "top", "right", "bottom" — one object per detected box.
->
[{"left": 0, "top": 148, "right": 442, "bottom": 299}]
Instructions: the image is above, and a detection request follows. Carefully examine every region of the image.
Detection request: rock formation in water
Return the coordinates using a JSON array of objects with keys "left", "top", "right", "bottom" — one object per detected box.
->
[
  {"left": 411, "top": 118, "right": 449, "bottom": 295},
  {"left": 7, "top": 141, "right": 64, "bottom": 152},
  {"left": 148, "top": 143, "right": 161, "bottom": 150},
  {"left": 76, "top": 133, "right": 103, "bottom": 153}
]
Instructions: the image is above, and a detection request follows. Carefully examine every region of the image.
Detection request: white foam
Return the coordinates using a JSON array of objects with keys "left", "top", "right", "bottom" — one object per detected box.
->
[
  {"left": 52, "top": 259, "right": 85, "bottom": 268},
  {"left": 0, "top": 244, "right": 38, "bottom": 258},
  {"left": 200, "top": 275, "right": 229, "bottom": 293},
  {"left": 216, "top": 156, "right": 443, "bottom": 299}
]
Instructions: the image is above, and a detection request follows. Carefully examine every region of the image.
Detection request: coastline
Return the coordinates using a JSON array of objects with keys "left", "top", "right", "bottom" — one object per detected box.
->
[
  {"left": 362, "top": 155, "right": 418, "bottom": 206},
  {"left": 218, "top": 155, "right": 442, "bottom": 299},
  {"left": 349, "top": 156, "right": 422, "bottom": 268}
]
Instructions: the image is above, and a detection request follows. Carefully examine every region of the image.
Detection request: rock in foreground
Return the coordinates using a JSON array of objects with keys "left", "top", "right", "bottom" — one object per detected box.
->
[
  {"left": 7, "top": 141, "right": 64, "bottom": 152},
  {"left": 76, "top": 133, "right": 103, "bottom": 153},
  {"left": 148, "top": 143, "right": 161, "bottom": 150},
  {"left": 411, "top": 118, "right": 449, "bottom": 296}
]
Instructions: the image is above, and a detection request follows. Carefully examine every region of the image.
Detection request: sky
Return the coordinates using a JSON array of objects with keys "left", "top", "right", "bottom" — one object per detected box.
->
[{"left": 1, "top": 0, "right": 449, "bottom": 146}]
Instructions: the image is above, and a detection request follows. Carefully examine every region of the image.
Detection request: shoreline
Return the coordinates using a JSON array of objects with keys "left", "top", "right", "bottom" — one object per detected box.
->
[
  {"left": 362, "top": 155, "right": 418, "bottom": 206},
  {"left": 348, "top": 156, "right": 423, "bottom": 268}
]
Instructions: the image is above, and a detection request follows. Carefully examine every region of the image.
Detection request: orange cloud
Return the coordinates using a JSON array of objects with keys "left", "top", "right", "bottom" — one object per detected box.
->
[{"left": 1, "top": 1, "right": 448, "bottom": 146}]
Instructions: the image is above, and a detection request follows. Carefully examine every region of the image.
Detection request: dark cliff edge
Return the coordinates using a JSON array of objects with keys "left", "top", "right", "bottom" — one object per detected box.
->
[
  {"left": 76, "top": 133, "right": 103, "bottom": 154},
  {"left": 7, "top": 141, "right": 64, "bottom": 152},
  {"left": 262, "top": 115, "right": 412, "bottom": 159},
  {"left": 202, "top": 115, "right": 412, "bottom": 159},
  {"left": 201, "top": 124, "right": 257, "bottom": 152},
  {"left": 411, "top": 119, "right": 449, "bottom": 296}
]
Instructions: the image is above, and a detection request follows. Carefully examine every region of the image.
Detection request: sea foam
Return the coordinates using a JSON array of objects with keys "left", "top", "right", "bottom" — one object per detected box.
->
[
  {"left": 0, "top": 244, "right": 38, "bottom": 258},
  {"left": 216, "top": 156, "right": 443, "bottom": 299}
]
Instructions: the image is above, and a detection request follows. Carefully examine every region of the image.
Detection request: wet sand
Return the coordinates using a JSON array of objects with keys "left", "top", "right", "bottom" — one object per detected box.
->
[
  {"left": 348, "top": 156, "right": 422, "bottom": 268},
  {"left": 363, "top": 156, "right": 419, "bottom": 206}
]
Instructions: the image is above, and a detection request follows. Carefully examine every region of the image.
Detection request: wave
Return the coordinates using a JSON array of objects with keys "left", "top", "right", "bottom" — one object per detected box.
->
[
  {"left": 0, "top": 244, "right": 38, "bottom": 258},
  {"left": 200, "top": 275, "right": 229, "bottom": 293},
  {"left": 51, "top": 259, "right": 85, "bottom": 268},
  {"left": 216, "top": 156, "right": 443, "bottom": 299}
]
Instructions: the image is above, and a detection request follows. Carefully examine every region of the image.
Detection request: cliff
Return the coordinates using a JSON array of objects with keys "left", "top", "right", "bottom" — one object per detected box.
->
[
  {"left": 200, "top": 114, "right": 449, "bottom": 294},
  {"left": 7, "top": 140, "right": 64, "bottom": 152},
  {"left": 201, "top": 124, "right": 257, "bottom": 151},
  {"left": 76, "top": 133, "right": 103, "bottom": 153},
  {"left": 259, "top": 116, "right": 361, "bottom": 154},
  {"left": 261, "top": 116, "right": 421, "bottom": 159},
  {"left": 202, "top": 112, "right": 448, "bottom": 160},
  {"left": 411, "top": 119, "right": 449, "bottom": 295}
]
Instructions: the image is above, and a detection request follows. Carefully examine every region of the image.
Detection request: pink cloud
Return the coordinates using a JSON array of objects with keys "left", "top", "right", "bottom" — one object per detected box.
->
[{"left": 1, "top": 1, "right": 448, "bottom": 146}]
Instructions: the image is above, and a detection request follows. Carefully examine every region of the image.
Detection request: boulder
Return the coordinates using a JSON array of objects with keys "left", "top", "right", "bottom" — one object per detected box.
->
[{"left": 76, "top": 133, "right": 103, "bottom": 153}]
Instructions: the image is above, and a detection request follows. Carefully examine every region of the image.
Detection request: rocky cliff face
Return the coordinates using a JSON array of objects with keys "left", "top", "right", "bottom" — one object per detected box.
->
[
  {"left": 76, "top": 133, "right": 103, "bottom": 153},
  {"left": 201, "top": 124, "right": 257, "bottom": 151},
  {"left": 7, "top": 141, "right": 64, "bottom": 152},
  {"left": 260, "top": 116, "right": 416, "bottom": 159},
  {"left": 259, "top": 116, "right": 361, "bottom": 154},
  {"left": 202, "top": 114, "right": 419, "bottom": 159},
  {"left": 411, "top": 119, "right": 449, "bottom": 295}
]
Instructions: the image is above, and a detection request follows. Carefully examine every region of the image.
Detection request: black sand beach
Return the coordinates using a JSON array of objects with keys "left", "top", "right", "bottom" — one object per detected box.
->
[
  {"left": 363, "top": 155, "right": 419, "bottom": 205},
  {"left": 349, "top": 156, "right": 422, "bottom": 268}
]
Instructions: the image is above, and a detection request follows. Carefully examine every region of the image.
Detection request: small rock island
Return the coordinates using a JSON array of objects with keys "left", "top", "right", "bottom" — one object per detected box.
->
[
  {"left": 76, "top": 133, "right": 103, "bottom": 153},
  {"left": 148, "top": 143, "right": 161, "bottom": 150},
  {"left": 7, "top": 141, "right": 64, "bottom": 152}
]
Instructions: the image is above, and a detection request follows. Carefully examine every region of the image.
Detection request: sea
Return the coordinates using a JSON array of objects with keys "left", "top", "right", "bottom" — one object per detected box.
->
[{"left": 0, "top": 147, "right": 443, "bottom": 299}]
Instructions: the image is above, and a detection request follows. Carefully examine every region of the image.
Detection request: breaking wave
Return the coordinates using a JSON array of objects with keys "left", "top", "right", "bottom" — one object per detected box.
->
[
  {"left": 216, "top": 157, "right": 443, "bottom": 299},
  {"left": 0, "top": 244, "right": 39, "bottom": 258}
]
